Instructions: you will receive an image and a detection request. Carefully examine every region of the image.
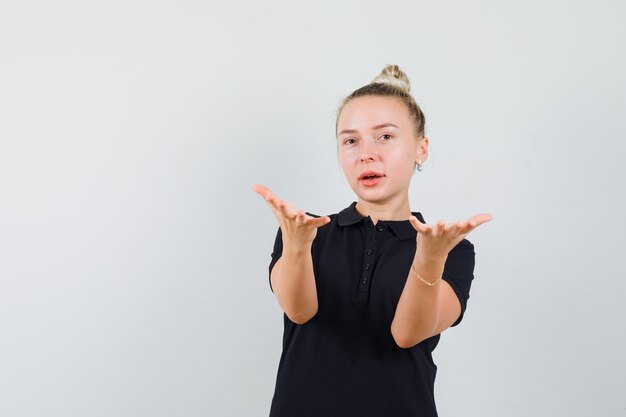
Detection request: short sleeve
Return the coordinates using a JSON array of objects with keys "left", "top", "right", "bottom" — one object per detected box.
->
[
  {"left": 268, "top": 226, "right": 283, "bottom": 294},
  {"left": 441, "top": 238, "right": 475, "bottom": 327},
  {"left": 267, "top": 212, "right": 321, "bottom": 294}
]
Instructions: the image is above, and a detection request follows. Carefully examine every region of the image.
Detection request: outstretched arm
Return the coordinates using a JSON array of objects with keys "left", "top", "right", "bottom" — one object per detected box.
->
[
  {"left": 391, "top": 214, "right": 492, "bottom": 348},
  {"left": 254, "top": 184, "right": 330, "bottom": 324}
]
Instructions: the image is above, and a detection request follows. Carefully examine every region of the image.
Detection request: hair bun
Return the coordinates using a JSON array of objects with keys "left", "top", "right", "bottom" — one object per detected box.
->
[{"left": 370, "top": 64, "right": 411, "bottom": 93}]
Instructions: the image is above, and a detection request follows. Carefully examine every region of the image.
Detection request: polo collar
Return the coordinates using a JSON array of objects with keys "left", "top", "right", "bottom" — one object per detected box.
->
[{"left": 337, "top": 201, "right": 425, "bottom": 241}]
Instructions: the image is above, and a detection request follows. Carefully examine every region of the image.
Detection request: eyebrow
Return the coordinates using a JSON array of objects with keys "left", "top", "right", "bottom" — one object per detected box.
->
[{"left": 338, "top": 123, "right": 399, "bottom": 136}]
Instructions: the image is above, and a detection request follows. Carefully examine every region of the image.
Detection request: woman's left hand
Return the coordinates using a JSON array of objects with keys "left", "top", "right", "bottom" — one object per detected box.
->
[{"left": 409, "top": 213, "right": 493, "bottom": 262}]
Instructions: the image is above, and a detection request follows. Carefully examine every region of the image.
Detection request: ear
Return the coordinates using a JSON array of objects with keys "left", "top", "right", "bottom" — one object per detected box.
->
[{"left": 415, "top": 135, "right": 429, "bottom": 164}]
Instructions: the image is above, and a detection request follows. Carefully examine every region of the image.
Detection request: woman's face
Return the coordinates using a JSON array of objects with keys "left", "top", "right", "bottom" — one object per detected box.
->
[{"left": 336, "top": 95, "right": 428, "bottom": 205}]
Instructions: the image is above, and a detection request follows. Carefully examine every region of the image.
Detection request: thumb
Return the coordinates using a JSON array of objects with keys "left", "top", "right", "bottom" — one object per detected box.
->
[{"left": 409, "top": 215, "right": 425, "bottom": 233}]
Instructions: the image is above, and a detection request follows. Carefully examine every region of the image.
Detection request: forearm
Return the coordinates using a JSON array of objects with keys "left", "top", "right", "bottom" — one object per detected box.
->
[
  {"left": 271, "top": 244, "right": 318, "bottom": 324},
  {"left": 391, "top": 253, "right": 446, "bottom": 348}
]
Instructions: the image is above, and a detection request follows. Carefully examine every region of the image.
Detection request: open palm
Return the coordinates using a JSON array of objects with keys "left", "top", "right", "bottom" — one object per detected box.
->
[
  {"left": 252, "top": 184, "right": 331, "bottom": 249},
  {"left": 409, "top": 213, "right": 493, "bottom": 261}
]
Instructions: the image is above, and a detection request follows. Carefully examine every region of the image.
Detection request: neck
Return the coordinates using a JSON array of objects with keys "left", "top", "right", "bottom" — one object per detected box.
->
[{"left": 355, "top": 197, "right": 412, "bottom": 225}]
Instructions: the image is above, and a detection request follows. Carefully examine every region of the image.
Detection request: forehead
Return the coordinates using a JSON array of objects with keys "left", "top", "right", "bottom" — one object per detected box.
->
[{"left": 338, "top": 95, "right": 410, "bottom": 130}]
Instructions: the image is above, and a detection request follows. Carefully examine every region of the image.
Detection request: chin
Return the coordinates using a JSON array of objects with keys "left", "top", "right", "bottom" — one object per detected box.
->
[{"left": 354, "top": 190, "right": 386, "bottom": 202}]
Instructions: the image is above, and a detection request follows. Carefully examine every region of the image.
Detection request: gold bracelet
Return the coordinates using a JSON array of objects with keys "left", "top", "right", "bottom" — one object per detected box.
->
[{"left": 411, "top": 263, "right": 441, "bottom": 286}]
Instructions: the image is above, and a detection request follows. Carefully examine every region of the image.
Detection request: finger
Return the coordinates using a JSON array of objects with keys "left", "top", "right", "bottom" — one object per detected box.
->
[
  {"left": 443, "top": 221, "right": 459, "bottom": 235},
  {"left": 267, "top": 195, "right": 283, "bottom": 216},
  {"left": 451, "top": 221, "right": 471, "bottom": 240},
  {"left": 263, "top": 190, "right": 297, "bottom": 221},
  {"left": 294, "top": 210, "right": 304, "bottom": 224},
  {"left": 417, "top": 219, "right": 436, "bottom": 237},
  {"left": 298, "top": 213, "right": 330, "bottom": 225},
  {"left": 311, "top": 215, "right": 331, "bottom": 228},
  {"left": 256, "top": 188, "right": 282, "bottom": 217},
  {"left": 460, "top": 213, "right": 492, "bottom": 234},
  {"left": 271, "top": 198, "right": 285, "bottom": 217},
  {"left": 252, "top": 183, "right": 270, "bottom": 196},
  {"left": 277, "top": 200, "right": 297, "bottom": 220},
  {"left": 473, "top": 213, "right": 494, "bottom": 227},
  {"left": 409, "top": 216, "right": 427, "bottom": 234},
  {"left": 456, "top": 221, "right": 466, "bottom": 236},
  {"left": 434, "top": 220, "right": 445, "bottom": 237},
  {"left": 252, "top": 183, "right": 270, "bottom": 202},
  {"left": 463, "top": 213, "right": 492, "bottom": 227},
  {"left": 458, "top": 220, "right": 475, "bottom": 235},
  {"left": 253, "top": 184, "right": 278, "bottom": 205},
  {"left": 260, "top": 188, "right": 280, "bottom": 211}
]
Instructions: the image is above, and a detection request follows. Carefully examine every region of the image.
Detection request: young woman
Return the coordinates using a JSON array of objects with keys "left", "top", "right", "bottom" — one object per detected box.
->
[{"left": 253, "top": 64, "right": 493, "bottom": 417}]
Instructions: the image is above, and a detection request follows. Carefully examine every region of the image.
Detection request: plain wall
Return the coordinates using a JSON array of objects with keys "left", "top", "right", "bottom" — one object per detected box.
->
[{"left": 1, "top": 1, "right": 624, "bottom": 416}]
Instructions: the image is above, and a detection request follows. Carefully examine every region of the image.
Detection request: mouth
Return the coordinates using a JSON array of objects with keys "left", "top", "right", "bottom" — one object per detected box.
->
[
  {"left": 358, "top": 171, "right": 385, "bottom": 181},
  {"left": 359, "top": 172, "right": 385, "bottom": 186}
]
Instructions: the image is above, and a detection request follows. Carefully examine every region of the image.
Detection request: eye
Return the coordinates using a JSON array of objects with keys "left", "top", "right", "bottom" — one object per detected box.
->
[
  {"left": 343, "top": 138, "right": 357, "bottom": 145},
  {"left": 380, "top": 134, "right": 392, "bottom": 141}
]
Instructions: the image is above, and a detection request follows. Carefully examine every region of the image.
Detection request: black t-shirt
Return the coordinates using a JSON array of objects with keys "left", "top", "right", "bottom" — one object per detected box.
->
[{"left": 267, "top": 201, "right": 475, "bottom": 417}]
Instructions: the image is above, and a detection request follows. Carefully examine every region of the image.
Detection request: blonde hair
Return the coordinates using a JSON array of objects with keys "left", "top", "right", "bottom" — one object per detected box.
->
[{"left": 335, "top": 64, "right": 426, "bottom": 139}]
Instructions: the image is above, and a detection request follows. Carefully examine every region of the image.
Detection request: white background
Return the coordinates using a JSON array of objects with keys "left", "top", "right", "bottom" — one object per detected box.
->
[{"left": 1, "top": 1, "right": 624, "bottom": 416}]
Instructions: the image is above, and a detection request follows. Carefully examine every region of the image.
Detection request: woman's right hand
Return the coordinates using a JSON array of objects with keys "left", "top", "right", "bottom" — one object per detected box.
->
[{"left": 252, "top": 184, "right": 331, "bottom": 249}]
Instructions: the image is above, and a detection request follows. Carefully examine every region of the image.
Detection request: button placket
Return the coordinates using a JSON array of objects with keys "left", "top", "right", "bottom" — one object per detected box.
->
[
  {"left": 359, "top": 224, "right": 383, "bottom": 292},
  {"left": 374, "top": 224, "right": 384, "bottom": 240}
]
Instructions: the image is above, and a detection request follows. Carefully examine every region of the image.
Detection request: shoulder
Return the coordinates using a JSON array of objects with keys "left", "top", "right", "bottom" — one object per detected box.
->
[
  {"left": 455, "top": 237, "right": 474, "bottom": 250},
  {"left": 448, "top": 238, "right": 475, "bottom": 259},
  {"left": 444, "top": 238, "right": 476, "bottom": 275}
]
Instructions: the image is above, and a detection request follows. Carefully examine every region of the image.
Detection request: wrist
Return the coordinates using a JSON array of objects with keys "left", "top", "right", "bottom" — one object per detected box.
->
[
  {"left": 413, "top": 250, "right": 447, "bottom": 267},
  {"left": 283, "top": 241, "right": 313, "bottom": 255},
  {"left": 411, "top": 253, "right": 445, "bottom": 286}
]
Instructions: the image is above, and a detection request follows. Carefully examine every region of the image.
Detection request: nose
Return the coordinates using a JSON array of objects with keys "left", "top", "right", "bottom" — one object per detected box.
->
[
  {"left": 360, "top": 138, "right": 377, "bottom": 162},
  {"left": 360, "top": 153, "right": 375, "bottom": 162}
]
